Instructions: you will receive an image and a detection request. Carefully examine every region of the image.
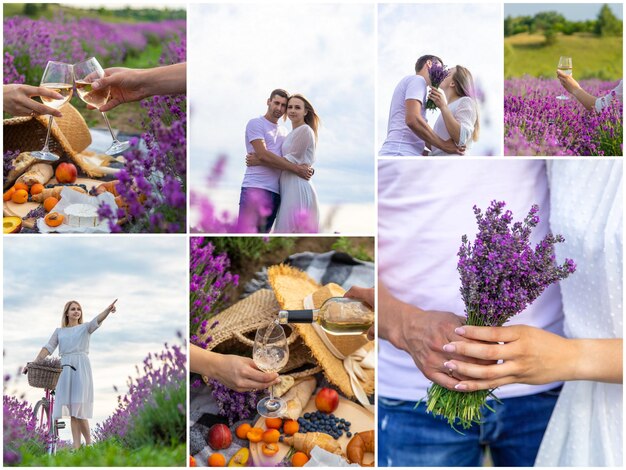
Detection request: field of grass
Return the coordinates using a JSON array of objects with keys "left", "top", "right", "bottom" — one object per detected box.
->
[
  {"left": 505, "top": 33, "right": 622, "bottom": 80},
  {"left": 17, "top": 440, "right": 185, "bottom": 466}
]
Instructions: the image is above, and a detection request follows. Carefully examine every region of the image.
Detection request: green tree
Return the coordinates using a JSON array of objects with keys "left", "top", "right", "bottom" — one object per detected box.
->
[{"left": 595, "top": 4, "right": 623, "bottom": 36}]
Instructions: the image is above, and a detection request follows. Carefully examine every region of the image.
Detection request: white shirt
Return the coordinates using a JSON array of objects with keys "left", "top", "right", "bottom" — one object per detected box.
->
[
  {"left": 378, "top": 159, "right": 564, "bottom": 401},
  {"left": 431, "top": 96, "right": 477, "bottom": 156},
  {"left": 595, "top": 80, "right": 623, "bottom": 113},
  {"left": 379, "top": 75, "right": 427, "bottom": 156},
  {"left": 241, "top": 115, "right": 289, "bottom": 194}
]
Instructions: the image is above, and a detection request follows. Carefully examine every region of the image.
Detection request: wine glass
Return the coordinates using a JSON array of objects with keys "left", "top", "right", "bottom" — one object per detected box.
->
[
  {"left": 253, "top": 323, "right": 289, "bottom": 418},
  {"left": 556, "top": 56, "right": 572, "bottom": 100},
  {"left": 30, "top": 61, "right": 73, "bottom": 162},
  {"left": 73, "top": 57, "right": 130, "bottom": 155}
]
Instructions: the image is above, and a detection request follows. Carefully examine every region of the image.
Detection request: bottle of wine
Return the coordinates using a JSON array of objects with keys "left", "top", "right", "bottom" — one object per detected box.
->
[{"left": 278, "top": 297, "right": 374, "bottom": 336}]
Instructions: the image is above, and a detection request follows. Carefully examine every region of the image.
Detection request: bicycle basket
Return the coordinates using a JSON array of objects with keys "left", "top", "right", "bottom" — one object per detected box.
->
[{"left": 26, "top": 362, "right": 62, "bottom": 390}]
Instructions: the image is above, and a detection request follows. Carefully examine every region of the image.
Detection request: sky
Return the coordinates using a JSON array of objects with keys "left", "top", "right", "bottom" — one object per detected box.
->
[
  {"left": 377, "top": 3, "right": 503, "bottom": 156},
  {"left": 3, "top": 236, "right": 187, "bottom": 442},
  {"left": 505, "top": 3, "right": 623, "bottom": 21},
  {"left": 189, "top": 3, "right": 376, "bottom": 232}
]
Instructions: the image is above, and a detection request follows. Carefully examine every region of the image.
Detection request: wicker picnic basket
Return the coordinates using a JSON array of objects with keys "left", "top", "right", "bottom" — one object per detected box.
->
[{"left": 26, "top": 362, "right": 62, "bottom": 390}]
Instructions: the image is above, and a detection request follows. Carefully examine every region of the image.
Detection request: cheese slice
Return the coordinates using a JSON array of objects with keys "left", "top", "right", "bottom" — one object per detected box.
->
[{"left": 64, "top": 203, "right": 99, "bottom": 227}]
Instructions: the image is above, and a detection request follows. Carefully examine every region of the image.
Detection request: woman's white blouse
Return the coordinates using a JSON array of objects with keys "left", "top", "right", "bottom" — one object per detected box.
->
[{"left": 595, "top": 80, "right": 623, "bottom": 112}]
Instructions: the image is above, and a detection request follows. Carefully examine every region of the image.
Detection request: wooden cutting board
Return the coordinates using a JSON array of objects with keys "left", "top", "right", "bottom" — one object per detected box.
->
[
  {"left": 249, "top": 395, "right": 374, "bottom": 466},
  {"left": 3, "top": 178, "right": 102, "bottom": 218}
]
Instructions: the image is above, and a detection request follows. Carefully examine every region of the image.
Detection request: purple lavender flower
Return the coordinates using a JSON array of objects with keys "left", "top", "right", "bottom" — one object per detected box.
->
[
  {"left": 427, "top": 200, "right": 576, "bottom": 429},
  {"left": 425, "top": 63, "right": 450, "bottom": 111},
  {"left": 209, "top": 379, "right": 261, "bottom": 425}
]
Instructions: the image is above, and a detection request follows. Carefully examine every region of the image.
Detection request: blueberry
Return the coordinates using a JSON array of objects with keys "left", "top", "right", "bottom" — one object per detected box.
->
[
  {"left": 345, "top": 421, "right": 351, "bottom": 427},
  {"left": 347, "top": 432, "right": 352, "bottom": 438},
  {"left": 339, "top": 418, "right": 345, "bottom": 423},
  {"left": 338, "top": 430, "right": 344, "bottom": 436}
]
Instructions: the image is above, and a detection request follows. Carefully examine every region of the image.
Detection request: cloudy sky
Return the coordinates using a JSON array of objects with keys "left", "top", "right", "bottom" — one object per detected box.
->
[
  {"left": 189, "top": 3, "right": 376, "bottom": 231},
  {"left": 505, "top": 3, "right": 622, "bottom": 21},
  {"left": 378, "top": 3, "right": 503, "bottom": 156},
  {"left": 3, "top": 236, "right": 187, "bottom": 442}
]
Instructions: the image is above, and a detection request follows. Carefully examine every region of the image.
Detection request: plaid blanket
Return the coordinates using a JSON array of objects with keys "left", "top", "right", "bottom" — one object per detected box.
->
[{"left": 190, "top": 250, "right": 374, "bottom": 465}]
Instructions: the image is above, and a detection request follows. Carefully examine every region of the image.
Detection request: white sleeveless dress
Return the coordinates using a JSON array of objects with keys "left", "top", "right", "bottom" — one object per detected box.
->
[
  {"left": 274, "top": 124, "right": 319, "bottom": 233},
  {"left": 44, "top": 317, "right": 100, "bottom": 419},
  {"left": 536, "top": 160, "right": 623, "bottom": 466},
  {"left": 430, "top": 96, "right": 477, "bottom": 156}
]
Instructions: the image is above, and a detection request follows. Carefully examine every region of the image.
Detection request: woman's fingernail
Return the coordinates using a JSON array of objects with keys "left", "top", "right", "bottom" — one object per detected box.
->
[
  {"left": 92, "top": 81, "right": 101, "bottom": 90},
  {"left": 455, "top": 383, "right": 468, "bottom": 391},
  {"left": 443, "top": 361, "right": 456, "bottom": 370},
  {"left": 455, "top": 327, "right": 466, "bottom": 335},
  {"left": 443, "top": 343, "right": 455, "bottom": 353}
]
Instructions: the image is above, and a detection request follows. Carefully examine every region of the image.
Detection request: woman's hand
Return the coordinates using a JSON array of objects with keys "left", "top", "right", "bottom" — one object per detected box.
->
[
  {"left": 428, "top": 87, "right": 448, "bottom": 110},
  {"left": 441, "top": 325, "right": 574, "bottom": 391},
  {"left": 556, "top": 69, "right": 582, "bottom": 95},
  {"left": 212, "top": 354, "right": 280, "bottom": 392},
  {"left": 105, "top": 299, "right": 118, "bottom": 314},
  {"left": 3, "top": 84, "right": 63, "bottom": 117},
  {"left": 246, "top": 153, "right": 261, "bottom": 166}
]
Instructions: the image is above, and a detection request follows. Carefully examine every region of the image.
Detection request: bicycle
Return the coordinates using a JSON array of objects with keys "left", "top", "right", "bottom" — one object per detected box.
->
[{"left": 26, "top": 362, "right": 76, "bottom": 455}]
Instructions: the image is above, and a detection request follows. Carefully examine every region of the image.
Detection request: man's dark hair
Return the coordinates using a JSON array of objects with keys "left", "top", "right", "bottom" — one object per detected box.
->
[
  {"left": 269, "top": 89, "right": 289, "bottom": 100},
  {"left": 415, "top": 55, "right": 443, "bottom": 73}
]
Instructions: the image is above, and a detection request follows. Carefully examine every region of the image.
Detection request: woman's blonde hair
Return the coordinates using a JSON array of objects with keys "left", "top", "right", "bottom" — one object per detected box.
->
[
  {"left": 61, "top": 300, "right": 83, "bottom": 327},
  {"left": 289, "top": 94, "right": 320, "bottom": 143},
  {"left": 452, "top": 66, "right": 480, "bottom": 142}
]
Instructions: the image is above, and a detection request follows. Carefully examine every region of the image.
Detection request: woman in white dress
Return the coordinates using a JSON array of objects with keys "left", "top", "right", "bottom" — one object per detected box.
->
[
  {"left": 426, "top": 66, "right": 480, "bottom": 156},
  {"left": 557, "top": 70, "right": 623, "bottom": 112},
  {"left": 440, "top": 160, "right": 623, "bottom": 466},
  {"left": 28, "top": 299, "right": 118, "bottom": 449}
]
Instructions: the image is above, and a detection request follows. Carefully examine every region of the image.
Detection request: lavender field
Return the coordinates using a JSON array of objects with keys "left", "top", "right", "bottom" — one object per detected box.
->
[{"left": 504, "top": 77, "right": 623, "bottom": 156}]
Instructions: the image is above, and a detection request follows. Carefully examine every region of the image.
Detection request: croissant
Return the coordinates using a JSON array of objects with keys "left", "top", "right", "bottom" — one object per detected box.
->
[
  {"left": 94, "top": 180, "right": 120, "bottom": 197},
  {"left": 346, "top": 430, "right": 374, "bottom": 466},
  {"left": 282, "top": 432, "right": 343, "bottom": 457},
  {"left": 31, "top": 185, "right": 87, "bottom": 202}
]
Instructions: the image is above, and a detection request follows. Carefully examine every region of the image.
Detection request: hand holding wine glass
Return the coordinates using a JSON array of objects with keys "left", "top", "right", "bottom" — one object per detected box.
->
[
  {"left": 253, "top": 323, "right": 289, "bottom": 418},
  {"left": 30, "top": 61, "right": 73, "bottom": 162},
  {"left": 556, "top": 56, "right": 572, "bottom": 100},
  {"left": 73, "top": 57, "right": 130, "bottom": 155}
]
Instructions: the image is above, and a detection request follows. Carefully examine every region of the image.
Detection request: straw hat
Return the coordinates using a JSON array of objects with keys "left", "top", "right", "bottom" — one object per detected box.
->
[
  {"left": 4, "top": 103, "right": 92, "bottom": 161},
  {"left": 268, "top": 264, "right": 374, "bottom": 399}
]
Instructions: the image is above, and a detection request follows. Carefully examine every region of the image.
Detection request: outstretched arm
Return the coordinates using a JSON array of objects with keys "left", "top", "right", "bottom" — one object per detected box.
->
[
  {"left": 247, "top": 140, "right": 313, "bottom": 180},
  {"left": 95, "top": 299, "right": 118, "bottom": 325},
  {"left": 556, "top": 70, "right": 597, "bottom": 111},
  {"left": 92, "top": 63, "right": 186, "bottom": 112},
  {"left": 190, "top": 344, "right": 280, "bottom": 392},
  {"left": 444, "top": 325, "right": 623, "bottom": 392},
  {"left": 405, "top": 100, "right": 465, "bottom": 155}
]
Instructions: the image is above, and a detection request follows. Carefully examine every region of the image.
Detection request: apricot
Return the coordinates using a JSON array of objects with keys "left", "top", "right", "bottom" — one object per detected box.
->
[
  {"left": 11, "top": 189, "right": 28, "bottom": 204},
  {"left": 44, "top": 212, "right": 64, "bottom": 228},
  {"left": 13, "top": 182, "right": 29, "bottom": 193},
  {"left": 292, "top": 452, "right": 309, "bottom": 467},
  {"left": 235, "top": 422, "right": 251, "bottom": 440},
  {"left": 265, "top": 417, "right": 282, "bottom": 429},
  {"left": 30, "top": 183, "right": 45, "bottom": 195},
  {"left": 283, "top": 419, "right": 299, "bottom": 436},
  {"left": 43, "top": 197, "right": 59, "bottom": 212},
  {"left": 208, "top": 453, "right": 226, "bottom": 467},
  {"left": 3, "top": 187, "right": 15, "bottom": 202},
  {"left": 262, "top": 428, "right": 280, "bottom": 444}
]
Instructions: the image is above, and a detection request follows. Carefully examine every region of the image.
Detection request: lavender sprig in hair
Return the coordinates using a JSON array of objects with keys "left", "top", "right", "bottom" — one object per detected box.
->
[
  {"left": 426, "top": 200, "right": 576, "bottom": 429},
  {"left": 425, "top": 63, "right": 450, "bottom": 110}
]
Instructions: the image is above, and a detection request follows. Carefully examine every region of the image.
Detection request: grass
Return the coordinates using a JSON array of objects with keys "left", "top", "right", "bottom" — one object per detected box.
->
[
  {"left": 17, "top": 439, "right": 185, "bottom": 466},
  {"left": 331, "top": 236, "right": 374, "bottom": 262},
  {"left": 505, "top": 33, "right": 622, "bottom": 80}
]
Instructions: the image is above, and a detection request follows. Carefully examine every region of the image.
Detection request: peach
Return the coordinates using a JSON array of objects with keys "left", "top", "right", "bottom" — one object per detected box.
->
[
  {"left": 206, "top": 424, "right": 232, "bottom": 450},
  {"left": 55, "top": 162, "right": 77, "bottom": 184},
  {"left": 315, "top": 387, "right": 339, "bottom": 413},
  {"left": 3, "top": 216, "right": 22, "bottom": 234}
]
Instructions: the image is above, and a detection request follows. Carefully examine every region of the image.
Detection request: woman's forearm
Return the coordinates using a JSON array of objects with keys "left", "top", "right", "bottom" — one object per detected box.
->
[
  {"left": 440, "top": 107, "right": 461, "bottom": 143},
  {"left": 190, "top": 343, "right": 216, "bottom": 376},
  {"left": 142, "top": 62, "right": 186, "bottom": 97},
  {"left": 35, "top": 348, "right": 50, "bottom": 361},
  {"left": 571, "top": 87, "right": 598, "bottom": 112},
  {"left": 572, "top": 338, "right": 622, "bottom": 383}
]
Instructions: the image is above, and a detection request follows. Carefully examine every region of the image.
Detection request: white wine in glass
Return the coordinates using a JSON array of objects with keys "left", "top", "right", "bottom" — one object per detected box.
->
[
  {"left": 557, "top": 56, "right": 572, "bottom": 100},
  {"left": 31, "top": 62, "right": 73, "bottom": 162},
  {"left": 73, "top": 57, "right": 130, "bottom": 155},
  {"left": 253, "top": 323, "right": 289, "bottom": 418}
]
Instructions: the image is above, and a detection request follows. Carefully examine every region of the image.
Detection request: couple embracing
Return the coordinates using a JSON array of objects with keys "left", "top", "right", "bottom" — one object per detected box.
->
[
  {"left": 380, "top": 54, "right": 480, "bottom": 156},
  {"left": 238, "top": 89, "right": 320, "bottom": 233}
]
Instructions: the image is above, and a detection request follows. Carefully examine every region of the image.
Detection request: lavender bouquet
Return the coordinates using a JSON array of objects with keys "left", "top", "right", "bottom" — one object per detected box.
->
[
  {"left": 425, "top": 63, "right": 450, "bottom": 110},
  {"left": 426, "top": 201, "right": 576, "bottom": 429}
]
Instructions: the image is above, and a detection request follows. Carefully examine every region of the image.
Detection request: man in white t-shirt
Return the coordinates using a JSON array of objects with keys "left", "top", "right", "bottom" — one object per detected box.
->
[
  {"left": 238, "top": 89, "right": 313, "bottom": 232},
  {"left": 377, "top": 160, "right": 564, "bottom": 466},
  {"left": 380, "top": 54, "right": 464, "bottom": 156}
]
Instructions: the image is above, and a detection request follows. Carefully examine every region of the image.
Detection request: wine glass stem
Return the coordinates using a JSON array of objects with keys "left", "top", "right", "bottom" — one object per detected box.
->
[
  {"left": 42, "top": 116, "right": 54, "bottom": 152},
  {"left": 268, "top": 383, "right": 275, "bottom": 403},
  {"left": 101, "top": 111, "right": 120, "bottom": 143}
]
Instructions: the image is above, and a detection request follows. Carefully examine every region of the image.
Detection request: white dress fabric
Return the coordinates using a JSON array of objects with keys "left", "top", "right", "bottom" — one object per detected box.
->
[
  {"left": 536, "top": 160, "right": 623, "bottom": 466},
  {"left": 595, "top": 80, "right": 623, "bottom": 113},
  {"left": 274, "top": 124, "right": 319, "bottom": 233},
  {"left": 44, "top": 317, "right": 100, "bottom": 420},
  {"left": 430, "top": 96, "right": 477, "bottom": 156}
]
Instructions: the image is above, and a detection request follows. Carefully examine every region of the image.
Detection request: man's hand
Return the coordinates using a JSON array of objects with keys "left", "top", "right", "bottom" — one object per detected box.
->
[
  {"left": 295, "top": 164, "right": 313, "bottom": 180},
  {"left": 344, "top": 286, "right": 375, "bottom": 340},
  {"left": 438, "top": 138, "right": 465, "bottom": 155},
  {"left": 3, "top": 84, "right": 63, "bottom": 117},
  {"left": 92, "top": 67, "right": 148, "bottom": 112},
  {"left": 246, "top": 152, "right": 261, "bottom": 166}
]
